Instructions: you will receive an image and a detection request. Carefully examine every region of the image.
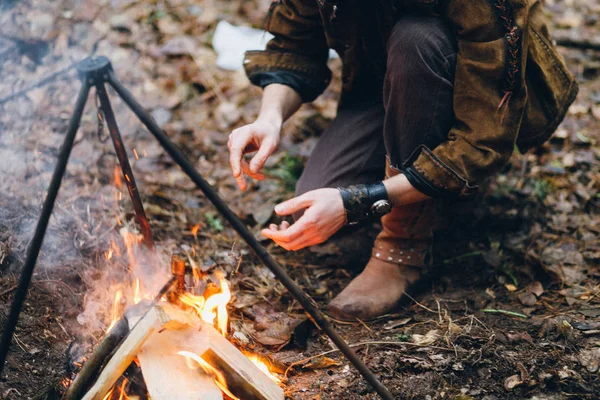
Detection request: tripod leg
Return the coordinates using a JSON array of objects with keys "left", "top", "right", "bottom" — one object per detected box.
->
[
  {"left": 0, "top": 81, "right": 91, "bottom": 376},
  {"left": 95, "top": 83, "right": 155, "bottom": 249},
  {"left": 107, "top": 72, "right": 395, "bottom": 400}
]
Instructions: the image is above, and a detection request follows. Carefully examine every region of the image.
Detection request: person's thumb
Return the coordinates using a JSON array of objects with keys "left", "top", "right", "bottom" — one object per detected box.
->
[
  {"left": 249, "top": 139, "right": 277, "bottom": 174},
  {"left": 274, "top": 192, "right": 314, "bottom": 216}
]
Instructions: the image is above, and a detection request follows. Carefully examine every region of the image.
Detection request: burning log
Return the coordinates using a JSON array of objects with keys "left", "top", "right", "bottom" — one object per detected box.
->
[
  {"left": 63, "top": 317, "right": 129, "bottom": 400},
  {"left": 138, "top": 309, "right": 222, "bottom": 400},
  {"left": 81, "top": 305, "right": 163, "bottom": 400},
  {"left": 200, "top": 322, "right": 284, "bottom": 400},
  {"left": 78, "top": 299, "right": 284, "bottom": 400}
]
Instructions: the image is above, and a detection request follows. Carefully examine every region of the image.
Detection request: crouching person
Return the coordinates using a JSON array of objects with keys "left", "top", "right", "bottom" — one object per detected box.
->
[{"left": 227, "top": 0, "right": 578, "bottom": 321}]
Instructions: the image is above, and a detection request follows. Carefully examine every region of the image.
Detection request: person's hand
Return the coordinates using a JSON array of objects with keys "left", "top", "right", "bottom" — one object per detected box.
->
[
  {"left": 261, "top": 189, "right": 347, "bottom": 251},
  {"left": 228, "top": 118, "right": 281, "bottom": 191}
]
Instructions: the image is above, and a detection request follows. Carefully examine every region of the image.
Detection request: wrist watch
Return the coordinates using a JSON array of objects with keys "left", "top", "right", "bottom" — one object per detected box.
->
[{"left": 338, "top": 182, "right": 392, "bottom": 225}]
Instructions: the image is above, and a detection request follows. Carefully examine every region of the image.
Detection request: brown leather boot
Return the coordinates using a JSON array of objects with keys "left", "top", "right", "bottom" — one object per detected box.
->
[{"left": 327, "top": 165, "right": 441, "bottom": 321}]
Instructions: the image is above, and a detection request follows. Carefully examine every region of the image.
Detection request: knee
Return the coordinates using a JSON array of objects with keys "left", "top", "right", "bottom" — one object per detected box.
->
[{"left": 386, "top": 16, "right": 456, "bottom": 74}]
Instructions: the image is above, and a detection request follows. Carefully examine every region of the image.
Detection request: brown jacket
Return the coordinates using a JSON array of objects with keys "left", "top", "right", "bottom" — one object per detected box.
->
[{"left": 244, "top": 0, "right": 578, "bottom": 198}]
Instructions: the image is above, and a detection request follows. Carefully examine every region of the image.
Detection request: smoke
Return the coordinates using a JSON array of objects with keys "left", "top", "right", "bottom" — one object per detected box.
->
[{"left": 0, "top": 2, "right": 169, "bottom": 342}]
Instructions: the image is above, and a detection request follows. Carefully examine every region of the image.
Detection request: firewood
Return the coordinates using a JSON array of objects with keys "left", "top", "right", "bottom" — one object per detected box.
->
[
  {"left": 81, "top": 306, "right": 162, "bottom": 400},
  {"left": 63, "top": 318, "right": 129, "bottom": 400},
  {"left": 201, "top": 323, "right": 285, "bottom": 400},
  {"left": 138, "top": 325, "right": 222, "bottom": 400}
]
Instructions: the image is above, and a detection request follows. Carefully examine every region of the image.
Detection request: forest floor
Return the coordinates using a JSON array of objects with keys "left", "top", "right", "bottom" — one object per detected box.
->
[{"left": 0, "top": 0, "right": 599, "bottom": 399}]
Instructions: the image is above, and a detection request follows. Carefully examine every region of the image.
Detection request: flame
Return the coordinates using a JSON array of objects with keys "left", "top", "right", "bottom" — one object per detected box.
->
[
  {"left": 178, "top": 351, "right": 240, "bottom": 400},
  {"left": 102, "top": 388, "right": 114, "bottom": 400},
  {"left": 113, "top": 165, "right": 123, "bottom": 189},
  {"left": 180, "top": 292, "right": 205, "bottom": 315},
  {"left": 179, "top": 273, "right": 230, "bottom": 336},
  {"left": 133, "top": 279, "right": 141, "bottom": 305},
  {"left": 106, "top": 290, "right": 123, "bottom": 333},
  {"left": 121, "top": 228, "right": 143, "bottom": 269},
  {"left": 202, "top": 276, "right": 230, "bottom": 335},
  {"left": 117, "top": 379, "right": 128, "bottom": 400},
  {"left": 246, "top": 354, "right": 282, "bottom": 384},
  {"left": 113, "top": 165, "right": 123, "bottom": 203}
]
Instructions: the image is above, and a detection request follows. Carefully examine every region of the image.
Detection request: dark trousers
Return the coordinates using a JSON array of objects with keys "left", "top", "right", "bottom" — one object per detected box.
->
[{"left": 295, "top": 15, "right": 457, "bottom": 196}]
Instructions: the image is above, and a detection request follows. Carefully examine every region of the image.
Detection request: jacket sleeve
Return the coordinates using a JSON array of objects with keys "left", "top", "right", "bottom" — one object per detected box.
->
[
  {"left": 403, "top": 0, "right": 529, "bottom": 198},
  {"left": 243, "top": 0, "right": 332, "bottom": 102}
]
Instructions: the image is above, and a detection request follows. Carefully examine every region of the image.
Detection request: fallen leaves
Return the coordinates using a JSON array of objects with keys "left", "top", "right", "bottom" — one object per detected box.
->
[
  {"left": 411, "top": 330, "right": 440, "bottom": 346},
  {"left": 244, "top": 304, "right": 307, "bottom": 348},
  {"left": 517, "top": 281, "right": 544, "bottom": 306},
  {"left": 504, "top": 374, "right": 524, "bottom": 391},
  {"left": 578, "top": 348, "right": 600, "bottom": 373}
]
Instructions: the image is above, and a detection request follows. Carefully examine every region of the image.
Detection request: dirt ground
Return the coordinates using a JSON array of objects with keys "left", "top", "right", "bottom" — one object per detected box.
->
[{"left": 0, "top": 0, "right": 599, "bottom": 399}]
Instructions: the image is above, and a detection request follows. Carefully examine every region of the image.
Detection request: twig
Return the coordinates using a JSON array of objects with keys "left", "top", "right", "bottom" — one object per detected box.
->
[
  {"left": 442, "top": 251, "right": 485, "bottom": 264},
  {"left": 283, "top": 341, "right": 467, "bottom": 379},
  {"left": 403, "top": 292, "right": 438, "bottom": 314},
  {"left": 555, "top": 37, "right": 600, "bottom": 52},
  {"left": 0, "top": 285, "right": 18, "bottom": 297},
  {"left": 284, "top": 340, "right": 466, "bottom": 378},
  {"left": 582, "top": 330, "right": 600, "bottom": 337},
  {"left": 0, "top": 33, "right": 105, "bottom": 106},
  {"left": 0, "top": 63, "right": 76, "bottom": 105},
  {"left": 356, "top": 318, "right": 373, "bottom": 332},
  {"left": 482, "top": 309, "right": 528, "bottom": 319},
  {"left": 0, "top": 280, "right": 78, "bottom": 298}
]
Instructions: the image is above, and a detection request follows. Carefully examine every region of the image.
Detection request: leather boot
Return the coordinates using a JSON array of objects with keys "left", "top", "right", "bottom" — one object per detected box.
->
[{"left": 327, "top": 164, "right": 441, "bottom": 321}]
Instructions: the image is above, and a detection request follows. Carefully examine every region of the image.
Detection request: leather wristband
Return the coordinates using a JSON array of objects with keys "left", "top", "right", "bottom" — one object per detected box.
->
[{"left": 337, "top": 182, "right": 390, "bottom": 225}]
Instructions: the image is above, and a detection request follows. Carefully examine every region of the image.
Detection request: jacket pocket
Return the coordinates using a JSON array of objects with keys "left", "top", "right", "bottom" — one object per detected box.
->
[{"left": 516, "top": 25, "right": 578, "bottom": 151}]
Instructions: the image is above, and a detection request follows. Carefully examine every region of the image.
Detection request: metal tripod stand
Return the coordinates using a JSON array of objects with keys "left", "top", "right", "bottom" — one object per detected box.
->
[{"left": 0, "top": 56, "right": 394, "bottom": 400}]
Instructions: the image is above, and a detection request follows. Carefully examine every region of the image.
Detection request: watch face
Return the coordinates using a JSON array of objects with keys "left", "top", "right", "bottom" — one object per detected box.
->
[{"left": 372, "top": 200, "right": 392, "bottom": 216}]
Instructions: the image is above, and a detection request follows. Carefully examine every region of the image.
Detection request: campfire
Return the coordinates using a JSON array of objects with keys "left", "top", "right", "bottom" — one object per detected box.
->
[{"left": 64, "top": 237, "right": 283, "bottom": 399}]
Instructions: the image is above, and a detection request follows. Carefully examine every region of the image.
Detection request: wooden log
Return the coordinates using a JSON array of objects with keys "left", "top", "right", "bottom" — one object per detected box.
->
[
  {"left": 201, "top": 323, "right": 284, "bottom": 400},
  {"left": 137, "top": 306, "right": 222, "bottom": 399},
  {"left": 63, "top": 318, "right": 130, "bottom": 400},
  {"left": 81, "top": 306, "right": 161, "bottom": 400}
]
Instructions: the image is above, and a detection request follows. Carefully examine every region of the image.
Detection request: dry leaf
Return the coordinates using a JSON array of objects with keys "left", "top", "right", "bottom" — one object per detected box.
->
[
  {"left": 569, "top": 104, "right": 589, "bottom": 115},
  {"left": 518, "top": 292, "right": 537, "bottom": 306},
  {"left": 504, "top": 374, "right": 523, "bottom": 391},
  {"left": 592, "top": 105, "right": 600, "bottom": 121},
  {"left": 385, "top": 317, "right": 412, "bottom": 330},
  {"left": 506, "top": 331, "right": 533, "bottom": 344},
  {"left": 304, "top": 356, "right": 341, "bottom": 370},
  {"left": 505, "top": 284, "right": 518, "bottom": 292},
  {"left": 527, "top": 281, "right": 544, "bottom": 297},
  {"left": 160, "top": 36, "right": 197, "bottom": 56},
  {"left": 411, "top": 330, "right": 439, "bottom": 346},
  {"left": 578, "top": 348, "right": 600, "bottom": 373}
]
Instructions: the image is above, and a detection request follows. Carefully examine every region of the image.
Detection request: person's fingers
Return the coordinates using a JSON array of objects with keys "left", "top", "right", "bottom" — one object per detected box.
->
[
  {"left": 241, "top": 159, "right": 265, "bottom": 180},
  {"left": 280, "top": 220, "right": 290, "bottom": 230},
  {"left": 274, "top": 192, "right": 315, "bottom": 216},
  {"left": 269, "top": 223, "right": 278, "bottom": 231},
  {"left": 229, "top": 130, "right": 251, "bottom": 178},
  {"left": 261, "top": 218, "right": 307, "bottom": 243},
  {"left": 235, "top": 174, "right": 248, "bottom": 191},
  {"left": 249, "top": 139, "right": 277, "bottom": 174},
  {"left": 284, "top": 235, "right": 322, "bottom": 251}
]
